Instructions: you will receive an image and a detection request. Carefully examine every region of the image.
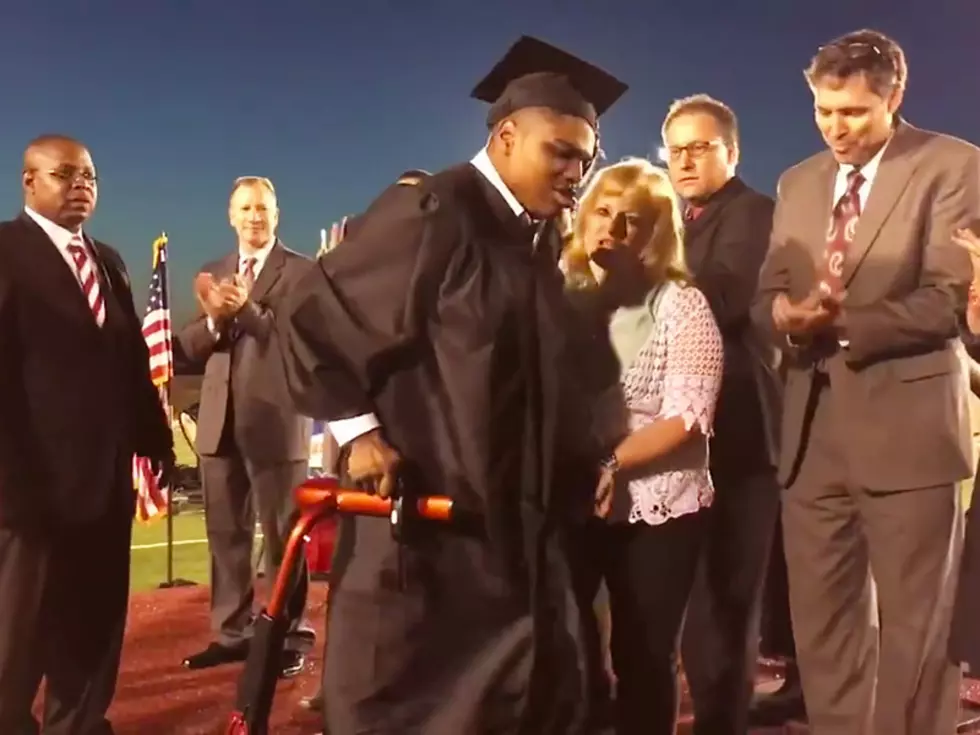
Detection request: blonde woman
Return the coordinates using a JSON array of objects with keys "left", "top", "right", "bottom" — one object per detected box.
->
[{"left": 564, "top": 157, "right": 724, "bottom": 734}]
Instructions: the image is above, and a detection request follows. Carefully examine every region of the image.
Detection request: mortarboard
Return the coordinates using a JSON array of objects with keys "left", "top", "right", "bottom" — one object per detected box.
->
[{"left": 472, "top": 36, "right": 628, "bottom": 130}]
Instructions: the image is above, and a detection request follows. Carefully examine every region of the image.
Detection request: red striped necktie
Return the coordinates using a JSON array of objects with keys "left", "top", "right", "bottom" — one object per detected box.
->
[{"left": 66, "top": 234, "right": 106, "bottom": 327}]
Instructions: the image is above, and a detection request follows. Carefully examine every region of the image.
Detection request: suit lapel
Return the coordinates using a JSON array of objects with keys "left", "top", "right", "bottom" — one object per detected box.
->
[
  {"left": 803, "top": 157, "right": 837, "bottom": 261},
  {"left": 842, "top": 123, "right": 920, "bottom": 286},
  {"left": 217, "top": 251, "right": 238, "bottom": 281},
  {"left": 684, "top": 178, "right": 747, "bottom": 273},
  {"left": 16, "top": 214, "right": 102, "bottom": 331},
  {"left": 249, "top": 241, "right": 286, "bottom": 303}
]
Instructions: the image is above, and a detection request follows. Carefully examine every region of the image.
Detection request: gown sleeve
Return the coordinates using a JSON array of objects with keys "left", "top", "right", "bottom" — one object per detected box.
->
[{"left": 281, "top": 183, "right": 457, "bottom": 424}]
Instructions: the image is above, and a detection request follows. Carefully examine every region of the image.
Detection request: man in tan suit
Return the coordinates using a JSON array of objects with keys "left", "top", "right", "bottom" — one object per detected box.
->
[{"left": 752, "top": 29, "right": 980, "bottom": 735}]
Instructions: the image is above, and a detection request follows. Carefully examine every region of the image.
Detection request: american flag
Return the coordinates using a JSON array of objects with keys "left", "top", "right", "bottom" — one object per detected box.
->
[{"left": 133, "top": 234, "right": 174, "bottom": 522}]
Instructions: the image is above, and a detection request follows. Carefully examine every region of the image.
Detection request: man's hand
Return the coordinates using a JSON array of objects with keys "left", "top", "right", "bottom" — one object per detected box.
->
[
  {"left": 953, "top": 226, "right": 980, "bottom": 263},
  {"left": 216, "top": 276, "right": 249, "bottom": 316},
  {"left": 194, "top": 273, "right": 226, "bottom": 320},
  {"left": 772, "top": 289, "right": 841, "bottom": 338},
  {"left": 318, "top": 217, "right": 349, "bottom": 258},
  {"left": 346, "top": 429, "right": 402, "bottom": 498},
  {"left": 151, "top": 452, "right": 176, "bottom": 489},
  {"left": 953, "top": 228, "right": 980, "bottom": 335}
]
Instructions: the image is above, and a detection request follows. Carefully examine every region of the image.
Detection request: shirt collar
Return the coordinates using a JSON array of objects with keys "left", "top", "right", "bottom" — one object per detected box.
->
[
  {"left": 239, "top": 238, "right": 276, "bottom": 269},
  {"left": 23, "top": 206, "right": 83, "bottom": 253},
  {"left": 839, "top": 134, "right": 891, "bottom": 186},
  {"left": 470, "top": 148, "right": 526, "bottom": 218}
]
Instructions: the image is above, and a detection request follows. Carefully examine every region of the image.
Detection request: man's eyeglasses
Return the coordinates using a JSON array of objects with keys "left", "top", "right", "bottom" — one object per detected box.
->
[
  {"left": 818, "top": 40, "right": 893, "bottom": 73},
  {"left": 29, "top": 168, "right": 98, "bottom": 185},
  {"left": 665, "top": 140, "right": 721, "bottom": 162}
]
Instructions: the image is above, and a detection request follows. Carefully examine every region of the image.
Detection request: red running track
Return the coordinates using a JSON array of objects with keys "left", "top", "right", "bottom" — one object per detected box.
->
[{"left": 31, "top": 583, "right": 980, "bottom": 734}]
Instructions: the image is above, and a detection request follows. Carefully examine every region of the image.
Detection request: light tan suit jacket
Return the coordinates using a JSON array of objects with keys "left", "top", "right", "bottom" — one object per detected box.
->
[{"left": 752, "top": 121, "right": 980, "bottom": 491}]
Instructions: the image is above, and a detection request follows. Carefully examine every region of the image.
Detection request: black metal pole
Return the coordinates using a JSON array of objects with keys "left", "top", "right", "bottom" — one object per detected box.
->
[{"left": 155, "top": 233, "right": 196, "bottom": 590}]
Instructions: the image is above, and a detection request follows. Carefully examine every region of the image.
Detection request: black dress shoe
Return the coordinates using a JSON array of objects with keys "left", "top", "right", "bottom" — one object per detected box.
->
[
  {"left": 280, "top": 649, "right": 306, "bottom": 679},
  {"left": 182, "top": 641, "right": 250, "bottom": 670}
]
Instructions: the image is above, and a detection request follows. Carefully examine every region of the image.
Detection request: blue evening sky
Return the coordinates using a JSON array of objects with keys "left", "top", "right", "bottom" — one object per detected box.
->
[{"left": 1, "top": 1, "right": 975, "bottom": 321}]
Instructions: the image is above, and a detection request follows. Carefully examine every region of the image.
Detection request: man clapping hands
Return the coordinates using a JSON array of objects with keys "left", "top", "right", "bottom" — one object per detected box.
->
[{"left": 175, "top": 176, "right": 315, "bottom": 677}]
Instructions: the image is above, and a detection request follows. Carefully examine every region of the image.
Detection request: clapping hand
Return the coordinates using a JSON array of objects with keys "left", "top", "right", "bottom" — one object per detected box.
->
[
  {"left": 194, "top": 273, "right": 225, "bottom": 320},
  {"left": 953, "top": 226, "right": 980, "bottom": 262},
  {"left": 217, "top": 275, "right": 249, "bottom": 316},
  {"left": 771, "top": 288, "right": 842, "bottom": 339},
  {"left": 318, "top": 217, "right": 349, "bottom": 258},
  {"left": 953, "top": 226, "right": 980, "bottom": 334}
]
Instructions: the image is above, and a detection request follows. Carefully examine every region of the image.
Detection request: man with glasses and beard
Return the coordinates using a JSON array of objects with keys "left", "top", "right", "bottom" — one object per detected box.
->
[
  {"left": 281, "top": 36, "right": 627, "bottom": 735},
  {"left": 0, "top": 135, "right": 174, "bottom": 735},
  {"left": 752, "top": 30, "right": 980, "bottom": 734}
]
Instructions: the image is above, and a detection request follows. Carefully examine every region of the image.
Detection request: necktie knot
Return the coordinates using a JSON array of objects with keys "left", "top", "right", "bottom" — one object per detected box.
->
[
  {"left": 240, "top": 257, "right": 257, "bottom": 285},
  {"left": 67, "top": 236, "right": 86, "bottom": 259},
  {"left": 846, "top": 169, "right": 865, "bottom": 194}
]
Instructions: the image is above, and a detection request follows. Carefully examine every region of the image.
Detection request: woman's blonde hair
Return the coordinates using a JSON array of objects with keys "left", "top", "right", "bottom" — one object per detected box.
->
[{"left": 563, "top": 157, "right": 687, "bottom": 287}]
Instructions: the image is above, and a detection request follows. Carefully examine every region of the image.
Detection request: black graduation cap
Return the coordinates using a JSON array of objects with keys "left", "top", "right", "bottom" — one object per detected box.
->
[{"left": 472, "top": 36, "right": 628, "bottom": 129}]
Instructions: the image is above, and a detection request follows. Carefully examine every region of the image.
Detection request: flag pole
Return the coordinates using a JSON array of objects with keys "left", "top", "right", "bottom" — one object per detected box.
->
[{"left": 156, "top": 231, "right": 195, "bottom": 589}]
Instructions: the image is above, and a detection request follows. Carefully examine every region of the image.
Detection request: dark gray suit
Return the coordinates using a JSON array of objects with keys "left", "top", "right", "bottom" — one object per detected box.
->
[
  {"left": 679, "top": 177, "right": 783, "bottom": 735},
  {"left": 177, "top": 240, "right": 313, "bottom": 649}
]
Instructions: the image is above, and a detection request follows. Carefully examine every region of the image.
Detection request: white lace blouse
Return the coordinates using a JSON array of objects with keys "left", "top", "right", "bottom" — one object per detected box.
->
[{"left": 594, "top": 282, "right": 724, "bottom": 526}]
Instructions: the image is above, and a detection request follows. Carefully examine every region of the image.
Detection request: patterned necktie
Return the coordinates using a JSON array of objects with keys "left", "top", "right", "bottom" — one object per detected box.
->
[
  {"left": 66, "top": 235, "right": 106, "bottom": 326},
  {"left": 684, "top": 204, "right": 703, "bottom": 222},
  {"left": 822, "top": 169, "right": 865, "bottom": 295},
  {"left": 240, "top": 257, "right": 257, "bottom": 290}
]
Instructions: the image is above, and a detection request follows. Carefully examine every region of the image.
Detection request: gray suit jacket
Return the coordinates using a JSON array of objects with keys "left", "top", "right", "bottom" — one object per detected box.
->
[
  {"left": 751, "top": 121, "right": 980, "bottom": 491},
  {"left": 177, "top": 240, "right": 314, "bottom": 464}
]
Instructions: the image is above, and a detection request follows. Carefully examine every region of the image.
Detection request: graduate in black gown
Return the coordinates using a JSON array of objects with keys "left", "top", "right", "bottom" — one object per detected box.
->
[{"left": 281, "top": 37, "right": 628, "bottom": 735}]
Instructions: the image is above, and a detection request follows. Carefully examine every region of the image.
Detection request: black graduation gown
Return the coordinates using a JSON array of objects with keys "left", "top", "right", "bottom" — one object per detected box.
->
[{"left": 282, "top": 163, "right": 594, "bottom": 735}]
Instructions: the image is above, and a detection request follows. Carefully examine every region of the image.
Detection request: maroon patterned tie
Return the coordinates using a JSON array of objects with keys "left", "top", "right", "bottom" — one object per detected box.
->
[
  {"left": 66, "top": 235, "right": 106, "bottom": 326},
  {"left": 240, "top": 257, "right": 256, "bottom": 290},
  {"left": 822, "top": 170, "right": 865, "bottom": 295}
]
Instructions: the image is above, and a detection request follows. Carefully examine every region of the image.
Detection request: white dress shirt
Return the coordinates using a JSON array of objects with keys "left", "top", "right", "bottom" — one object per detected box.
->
[
  {"left": 328, "top": 149, "right": 525, "bottom": 447},
  {"left": 239, "top": 238, "right": 276, "bottom": 281},
  {"left": 23, "top": 206, "right": 93, "bottom": 291},
  {"left": 832, "top": 136, "right": 889, "bottom": 211}
]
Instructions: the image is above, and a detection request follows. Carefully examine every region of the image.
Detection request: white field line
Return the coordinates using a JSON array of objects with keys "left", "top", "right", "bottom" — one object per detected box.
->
[{"left": 131, "top": 523, "right": 264, "bottom": 551}]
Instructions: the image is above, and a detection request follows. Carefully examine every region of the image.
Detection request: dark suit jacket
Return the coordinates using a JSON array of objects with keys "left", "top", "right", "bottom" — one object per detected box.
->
[
  {"left": 176, "top": 240, "right": 313, "bottom": 464},
  {"left": 0, "top": 213, "right": 172, "bottom": 528},
  {"left": 685, "top": 177, "right": 781, "bottom": 476},
  {"left": 751, "top": 121, "right": 979, "bottom": 490}
]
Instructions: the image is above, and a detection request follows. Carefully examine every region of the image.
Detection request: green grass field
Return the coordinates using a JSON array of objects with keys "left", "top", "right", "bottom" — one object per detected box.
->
[{"left": 130, "top": 510, "right": 211, "bottom": 592}]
